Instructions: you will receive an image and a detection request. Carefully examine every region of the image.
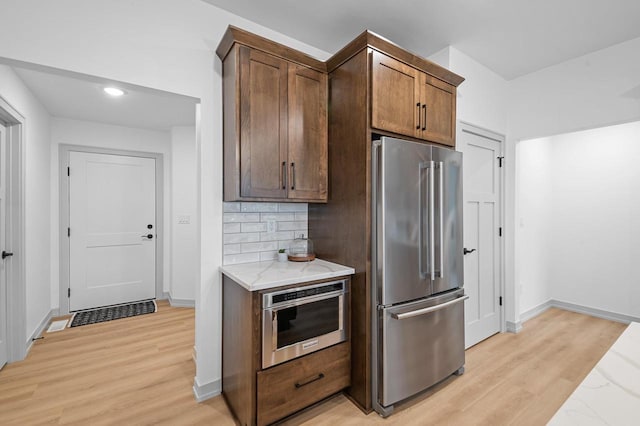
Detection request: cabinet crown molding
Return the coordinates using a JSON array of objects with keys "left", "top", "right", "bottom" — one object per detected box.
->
[
  {"left": 327, "top": 30, "right": 465, "bottom": 87},
  {"left": 216, "top": 25, "right": 327, "bottom": 73}
]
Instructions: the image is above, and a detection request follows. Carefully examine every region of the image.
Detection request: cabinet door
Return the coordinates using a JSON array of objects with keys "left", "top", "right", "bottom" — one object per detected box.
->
[
  {"left": 287, "top": 65, "right": 328, "bottom": 201},
  {"left": 239, "top": 46, "right": 289, "bottom": 198},
  {"left": 419, "top": 73, "right": 456, "bottom": 146},
  {"left": 370, "top": 50, "right": 421, "bottom": 139}
]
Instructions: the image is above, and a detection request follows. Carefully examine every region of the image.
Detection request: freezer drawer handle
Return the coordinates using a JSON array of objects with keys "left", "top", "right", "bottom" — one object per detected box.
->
[{"left": 391, "top": 295, "right": 469, "bottom": 320}]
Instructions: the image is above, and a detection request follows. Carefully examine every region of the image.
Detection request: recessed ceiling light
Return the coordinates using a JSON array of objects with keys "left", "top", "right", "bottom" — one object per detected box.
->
[{"left": 103, "top": 87, "right": 125, "bottom": 97}]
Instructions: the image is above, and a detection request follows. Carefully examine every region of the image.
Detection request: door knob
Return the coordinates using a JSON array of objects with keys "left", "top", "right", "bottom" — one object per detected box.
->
[
  {"left": 2, "top": 250, "right": 13, "bottom": 259},
  {"left": 463, "top": 248, "right": 476, "bottom": 255},
  {"left": 142, "top": 234, "right": 154, "bottom": 239}
]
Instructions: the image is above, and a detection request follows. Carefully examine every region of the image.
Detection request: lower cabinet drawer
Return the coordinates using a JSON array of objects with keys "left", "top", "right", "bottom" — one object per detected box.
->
[{"left": 256, "top": 342, "right": 350, "bottom": 425}]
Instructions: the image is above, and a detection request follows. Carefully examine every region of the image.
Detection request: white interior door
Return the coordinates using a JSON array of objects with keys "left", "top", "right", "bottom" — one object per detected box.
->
[
  {"left": 0, "top": 123, "right": 8, "bottom": 369},
  {"left": 458, "top": 125, "right": 503, "bottom": 348},
  {"left": 69, "top": 152, "right": 156, "bottom": 311}
]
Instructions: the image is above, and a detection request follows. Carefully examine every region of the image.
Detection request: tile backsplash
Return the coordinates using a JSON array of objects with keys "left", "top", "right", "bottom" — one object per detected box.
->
[{"left": 223, "top": 202, "right": 308, "bottom": 265}]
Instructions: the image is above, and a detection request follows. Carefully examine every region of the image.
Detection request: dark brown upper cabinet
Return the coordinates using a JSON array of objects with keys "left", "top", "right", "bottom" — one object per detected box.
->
[
  {"left": 217, "top": 27, "right": 328, "bottom": 203},
  {"left": 371, "top": 50, "right": 456, "bottom": 146}
]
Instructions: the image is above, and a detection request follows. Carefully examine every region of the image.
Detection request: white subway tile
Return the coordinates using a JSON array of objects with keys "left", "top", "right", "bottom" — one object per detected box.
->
[
  {"left": 241, "top": 241, "right": 278, "bottom": 253},
  {"left": 241, "top": 202, "right": 278, "bottom": 213},
  {"left": 223, "top": 252, "right": 260, "bottom": 265},
  {"left": 295, "top": 212, "right": 308, "bottom": 221},
  {"left": 223, "top": 232, "right": 260, "bottom": 244},
  {"left": 241, "top": 222, "right": 267, "bottom": 233},
  {"left": 223, "top": 213, "right": 260, "bottom": 223},
  {"left": 277, "top": 221, "right": 307, "bottom": 231},
  {"left": 278, "top": 240, "right": 294, "bottom": 250},
  {"left": 223, "top": 223, "right": 241, "bottom": 233},
  {"left": 260, "top": 251, "right": 278, "bottom": 261},
  {"left": 278, "top": 203, "right": 308, "bottom": 212},
  {"left": 260, "top": 212, "right": 295, "bottom": 222},
  {"left": 260, "top": 231, "right": 295, "bottom": 242},
  {"left": 223, "top": 243, "right": 242, "bottom": 255},
  {"left": 223, "top": 202, "right": 241, "bottom": 212}
]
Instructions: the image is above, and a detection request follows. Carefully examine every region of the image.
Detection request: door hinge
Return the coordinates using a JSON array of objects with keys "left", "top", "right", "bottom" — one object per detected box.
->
[
  {"left": 68, "top": 288, "right": 71, "bottom": 298},
  {"left": 499, "top": 227, "right": 503, "bottom": 237},
  {"left": 499, "top": 296, "right": 503, "bottom": 306},
  {"left": 68, "top": 227, "right": 70, "bottom": 237},
  {"left": 67, "top": 167, "right": 70, "bottom": 176},
  {"left": 497, "top": 156, "right": 504, "bottom": 167}
]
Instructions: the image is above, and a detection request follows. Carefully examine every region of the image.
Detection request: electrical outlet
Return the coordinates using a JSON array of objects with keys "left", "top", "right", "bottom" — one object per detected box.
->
[
  {"left": 178, "top": 215, "right": 191, "bottom": 225},
  {"left": 266, "top": 220, "right": 276, "bottom": 233}
]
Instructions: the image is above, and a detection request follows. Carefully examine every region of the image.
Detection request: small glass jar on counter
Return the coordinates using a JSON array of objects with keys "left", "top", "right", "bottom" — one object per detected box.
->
[{"left": 288, "top": 234, "right": 315, "bottom": 262}]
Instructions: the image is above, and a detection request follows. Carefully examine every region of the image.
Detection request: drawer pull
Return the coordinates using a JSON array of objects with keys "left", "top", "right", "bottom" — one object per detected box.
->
[{"left": 294, "top": 373, "right": 325, "bottom": 388}]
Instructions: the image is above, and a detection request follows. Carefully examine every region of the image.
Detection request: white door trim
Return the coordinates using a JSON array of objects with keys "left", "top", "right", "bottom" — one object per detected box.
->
[
  {"left": 59, "top": 145, "right": 164, "bottom": 315},
  {"left": 457, "top": 121, "right": 506, "bottom": 333},
  {"left": 0, "top": 95, "right": 27, "bottom": 362}
]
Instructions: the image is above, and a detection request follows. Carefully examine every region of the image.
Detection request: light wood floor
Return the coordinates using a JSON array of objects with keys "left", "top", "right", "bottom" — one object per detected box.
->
[{"left": 0, "top": 303, "right": 626, "bottom": 425}]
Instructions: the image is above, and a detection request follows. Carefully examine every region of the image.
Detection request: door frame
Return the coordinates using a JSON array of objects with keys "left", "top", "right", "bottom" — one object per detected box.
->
[
  {"left": 59, "top": 145, "right": 165, "bottom": 315},
  {"left": 457, "top": 121, "right": 506, "bottom": 333},
  {"left": 0, "top": 95, "right": 27, "bottom": 362}
]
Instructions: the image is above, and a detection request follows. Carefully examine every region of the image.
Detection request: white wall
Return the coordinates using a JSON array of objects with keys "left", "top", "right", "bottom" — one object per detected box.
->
[
  {"left": 0, "top": 0, "right": 330, "bottom": 394},
  {"left": 509, "top": 36, "right": 640, "bottom": 141},
  {"left": 517, "top": 121, "right": 640, "bottom": 319},
  {"left": 515, "top": 138, "right": 553, "bottom": 314},
  {"left": 170, "top": 126, "right": 197, "bottom": 302},
  {"left": 430, "top": 46, "right": 509, "bottom": 135},
  {"left": 0, "top": 65, "right": 51, "bottom": 342},
  {"left": 50, "top": 117, "right": 173, "bottom": 309}
]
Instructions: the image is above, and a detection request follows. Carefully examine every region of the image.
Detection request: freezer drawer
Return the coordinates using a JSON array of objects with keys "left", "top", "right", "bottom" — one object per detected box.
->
[{"left": 379, "top": 290, "right": 467, "bottom": 407}]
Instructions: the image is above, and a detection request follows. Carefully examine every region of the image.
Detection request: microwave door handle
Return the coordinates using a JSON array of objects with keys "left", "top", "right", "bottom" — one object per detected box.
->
[
  {"left": 272, "top": 311, "right": 278, "bottom": 352},
  {"left": 438, "top": 161, "right": 444, "bottom": 279},
  {"left": 429, "top": 161, "right": 436, "bottom": 282}
]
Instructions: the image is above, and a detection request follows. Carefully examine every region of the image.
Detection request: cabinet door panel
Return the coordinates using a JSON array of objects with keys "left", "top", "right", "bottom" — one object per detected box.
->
[
  {"left": 420, "top": 74, "right": 456, "bottom": 146},
  {"left": 287, "top": 65, "right": 328, "bottom": 201},
  {"left": 240, "top": 46, "right": 288, "bottom": 198},
  {"left": 371, "top": 50, "right": 421, "bottom": 139}
]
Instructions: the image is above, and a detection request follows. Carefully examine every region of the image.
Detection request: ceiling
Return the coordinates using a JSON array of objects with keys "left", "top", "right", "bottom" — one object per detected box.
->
[
  {"left": 202, "top": 0, "right": 640, "bottom": 80},
  {"left": 12, "top": 66, "right": 197, "bottom": 131}
]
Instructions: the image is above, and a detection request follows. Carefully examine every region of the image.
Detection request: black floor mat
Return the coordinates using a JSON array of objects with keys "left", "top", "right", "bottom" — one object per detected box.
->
[{"left": 70, "top": 300, "right": 157, "bottom": 327}]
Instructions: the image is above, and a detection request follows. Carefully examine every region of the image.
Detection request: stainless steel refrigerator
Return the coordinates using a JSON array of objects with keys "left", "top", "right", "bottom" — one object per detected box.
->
[{"left": 371, "top": 136, "right": 467, "bottom": 417}]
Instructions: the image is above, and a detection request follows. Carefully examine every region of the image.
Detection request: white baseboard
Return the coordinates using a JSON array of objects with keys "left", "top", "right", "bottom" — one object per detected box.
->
[
  {"left": 168, "top": 294, "right": 195, "bottom": 308},
  {"left": 506, "top": 320, "right": 522, "bottom": 333},
  {"left": 519, "top": 299, "right": 639, "bottom": 326},
  {"left": 550, "top": 299, "right": 638, "bottom": 324},
  {"left": 520, "top": 299, "right": 554, "bottom": 323},
  {"left": 159, "top": 291, "right": 195, "bottom": 308},
  {"left": 25, "top": 308, "right": 55, "bottom": 355},
  {"left": 193, "top": 377, "right": 221, "bottom": 402}
]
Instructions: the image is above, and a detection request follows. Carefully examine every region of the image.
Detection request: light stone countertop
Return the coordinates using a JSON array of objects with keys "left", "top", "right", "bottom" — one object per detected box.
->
[
  {"left": 220, "top": 258, "right": 355, "bottom": 291},
  {"left": 549, "top": 321, "right": 640, "bottom": 425}
]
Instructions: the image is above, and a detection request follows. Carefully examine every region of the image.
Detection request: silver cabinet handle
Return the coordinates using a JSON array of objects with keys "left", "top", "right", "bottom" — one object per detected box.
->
[
  {"left": 418, "top": 162, "right": 429, "bottom": 279},
  {"left": 438, "top": 161, "right": 444, "bottom": 279},
  {"left": 428, "top": 161, "right": 435, "bottom": 282},
  {"left": 391, "top": 295, "right": 469, "bottom": 320},
  {"left": 290, "top": 162, "right": 296, "bottom": 190},
  {"left": 282, "top": 161, "right": 287, "bottom": 190}
]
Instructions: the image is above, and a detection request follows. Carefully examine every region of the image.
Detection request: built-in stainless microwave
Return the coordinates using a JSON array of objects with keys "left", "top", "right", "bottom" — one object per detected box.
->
[{"left": 262, "top": 279, "right": 348, "bottom": 368}]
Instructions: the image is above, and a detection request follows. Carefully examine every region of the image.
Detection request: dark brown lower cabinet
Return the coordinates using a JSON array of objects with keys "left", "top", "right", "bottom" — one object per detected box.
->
[
  {"left": 222, "top": 275, "right": 351, "bottom": 426},
  {"left": 257, "top": 342, "right": 350, "bottom": 425}
]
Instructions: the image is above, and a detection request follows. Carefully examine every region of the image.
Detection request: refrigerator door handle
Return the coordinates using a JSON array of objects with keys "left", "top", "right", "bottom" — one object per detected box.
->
[
  {"left": 438, "top": 161, "right": 445, "bottom": 279},
  {"left": 429, "top": 161, "right": 436, "bottom": 282},
  {"left": 418, "top": 162, "right": 429, "bottom": 279},
  {"left": 391, "top": 295, "right": 469, "bottom": 320}
]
